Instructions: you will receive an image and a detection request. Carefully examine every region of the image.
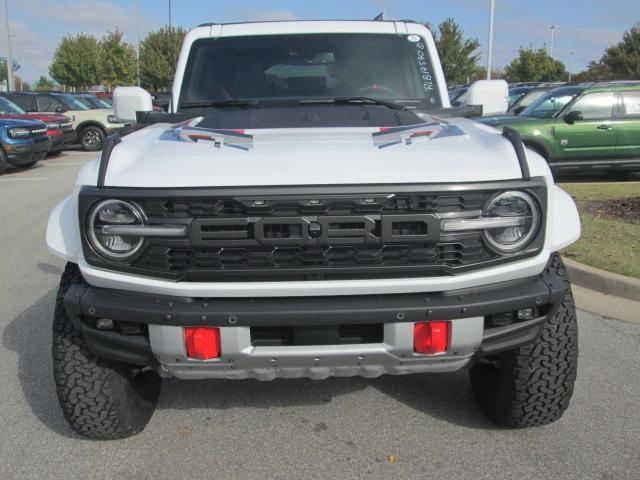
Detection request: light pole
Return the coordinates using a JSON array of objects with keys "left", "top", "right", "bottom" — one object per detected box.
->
[
  {"left": 486, "top": 0, "right": 495, "bottom": 79},
  {"left": 134, "top": 0, "right": 140, "bottom": 86},
  {"left": 2, "top": 0, "right": 15, "bottom": 91},
  {"left": 568, "top": 51, "right": 574, "bottom": 82},
  {"left": 547, "top": 25, "right": 558, "bottom": 58},
  {"left": 168, "top": 0, "right": 172, "bottom": 28}
]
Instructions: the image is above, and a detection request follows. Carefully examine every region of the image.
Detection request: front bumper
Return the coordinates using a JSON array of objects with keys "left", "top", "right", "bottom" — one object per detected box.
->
[
  {"left": 63, "top": 256, "right": 569, "bottom": 379},
  {"left": 50, "top": 130, "right": 75, "bottom": 151},
  {"left": 5, "top": 138, "right": 51, "bottom": 165}
]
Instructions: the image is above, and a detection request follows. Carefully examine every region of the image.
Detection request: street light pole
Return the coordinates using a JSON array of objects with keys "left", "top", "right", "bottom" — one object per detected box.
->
[
  {"left": 568, "top": 51, "right": 574, "bottom": 82},
  {"left": 548, "top": 25, "right": 558, "bottom": 58},
  {"left": 168, "top": 0, "right": 172, "bottom": 28},
  {"left": 486, "top": 0, "right": 495, "bottom": 80},
  {"left": 134, "top": 0, "right": 140, "bottom": 87},
  {"left": 3, "top": 0, "right": 15, "bottom": 91}
]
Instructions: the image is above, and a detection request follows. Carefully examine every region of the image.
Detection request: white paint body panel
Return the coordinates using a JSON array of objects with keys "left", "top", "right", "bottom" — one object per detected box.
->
[{"left": 45, "top": 20, "right": 581, "bottom": 298}]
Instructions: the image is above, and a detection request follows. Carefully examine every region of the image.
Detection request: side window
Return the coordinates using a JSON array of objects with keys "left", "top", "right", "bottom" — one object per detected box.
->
[
  {"left": 37, "top": 95, "right": 64, "bottom": 113},
  {"left": 7, "top": 95, "right": 34, "bottom": 111},
  {"left": 570, "top": 92, "right": 615, "bottom": 120},
  {"left": 621, "top": 91, "right": 640, "bottom": 118}
]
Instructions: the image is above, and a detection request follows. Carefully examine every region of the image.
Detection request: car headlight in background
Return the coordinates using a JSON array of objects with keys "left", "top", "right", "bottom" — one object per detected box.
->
[
  {"left": 8, "top": 127, "right": 31, "bottom": 138},
  {"left": 87, "top": 199, "right": 145, "bottom": 260},
  {"left": 440, "top": 191, "right": 540, "bottom": 254},
  {"left": 107, "top": 114, "right": 119, "bottom": 123}
]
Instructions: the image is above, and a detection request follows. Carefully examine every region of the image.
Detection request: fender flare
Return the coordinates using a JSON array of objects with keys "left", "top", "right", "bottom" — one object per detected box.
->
[
  {"left": 522, "top": 138, "right": 553, "bottom": 162},
  {"left": 547, "top": 186, "right": 581, "bottom": 251},
  {"left": 47, "top": 195, "right": 81, "bottom": 262}
]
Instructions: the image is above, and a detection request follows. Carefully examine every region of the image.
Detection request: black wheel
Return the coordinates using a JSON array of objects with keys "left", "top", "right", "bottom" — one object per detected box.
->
[
  {"left": 19, "top": 161, "right": 37, "bottom": 169},
  {"left": 47, "top": 150, "right": 64, "bottom": 157},
  {"left": 52, "top": 263, "right": 161, "bottom": 440},
  {"left": 80, "top": 126, "right": 105, "bottom": 151},
  {"left": 0, "top": 147, "right": 7, "bottom": 175},
  {"left": 470, "top": 255, "right": 578, "bottom": 428}
]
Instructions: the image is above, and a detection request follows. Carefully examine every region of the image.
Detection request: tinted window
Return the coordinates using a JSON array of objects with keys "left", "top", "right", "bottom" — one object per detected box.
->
[
  {"left": 179, "top": 33, "right": 442, "bottom": 109},
  {"left": 621, "top": 91, "right": 640, "bottom": 118},
  {"left": 569, "top": 92, "right": 615, "bottom": 120},
  {"left": 521, "top": 87, "right": 584, "bottom": 118},
  {"left": 53, "top": 94, "right": 90, "bottom": 110},
  {"left": 0, "top": 96, "right": 26, "bottom": 114},
  {"left": 6, "top": 94, "right": 35, "bottom": 111},
  {"left": 38, "top": 95, "right": 65, "bottom": 113}
]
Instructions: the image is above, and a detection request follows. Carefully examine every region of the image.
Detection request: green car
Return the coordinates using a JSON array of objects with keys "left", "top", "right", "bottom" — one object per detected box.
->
[{"left": 482, "top": 82, "right": 640, "bottom": 173}]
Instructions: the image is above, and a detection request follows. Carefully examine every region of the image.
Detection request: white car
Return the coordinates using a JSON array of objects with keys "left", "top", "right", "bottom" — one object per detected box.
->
[{"left": 47, "top": 19, "right": 581, "bottom": 439}]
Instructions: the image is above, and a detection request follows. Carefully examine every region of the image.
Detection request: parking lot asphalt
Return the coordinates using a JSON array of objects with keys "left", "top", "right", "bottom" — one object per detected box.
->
[{"left": 1, "top": 154, "right": 639, "bottom": 480}]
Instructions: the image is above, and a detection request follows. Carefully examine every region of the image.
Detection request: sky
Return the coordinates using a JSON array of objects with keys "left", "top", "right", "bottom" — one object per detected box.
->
[{"left": 1, "top": 0, "right": 637, "bottom": 84}]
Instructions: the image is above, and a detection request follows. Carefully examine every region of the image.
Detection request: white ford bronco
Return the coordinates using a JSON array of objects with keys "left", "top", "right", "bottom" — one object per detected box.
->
[{"left": 47, "top": 20, "right": 581, "bottom": 439}]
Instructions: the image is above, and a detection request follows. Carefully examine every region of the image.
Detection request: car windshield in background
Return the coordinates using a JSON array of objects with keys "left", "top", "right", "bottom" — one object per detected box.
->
[
  {"left": 83, "top": 95, "right": 112, "bottom": 109},
  {"left": 56, "top": 94, "right": 90, "bottom": 111},
  {"left": 520, "top": 87, "right": 585, "bottom": 118},
  {"left": 178, "top": 33, "right": 442, "bottom": 110},
  {"left": 0, "top": 96, "right": 26, "bottom": 115}
]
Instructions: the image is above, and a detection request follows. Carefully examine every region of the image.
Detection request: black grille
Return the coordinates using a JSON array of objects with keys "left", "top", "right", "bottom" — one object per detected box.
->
[{"left": 79, "top": 182, "right": 547, "bottom": 282}]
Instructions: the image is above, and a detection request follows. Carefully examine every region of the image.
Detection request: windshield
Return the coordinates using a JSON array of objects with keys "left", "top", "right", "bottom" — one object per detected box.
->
[
  {"left": 520, "top": 87, "right": 585, "bottom": 118},
  {"left": 0, "top": 96, "right": 26, "bottom": 115},
  {"left": 178, "top": 33, "right": 441, "bottom": 110},
  {"left": 56, "top": 94, "right": 90, "bottom": 111},
  {"left": 75, "top": 95, "right": 111, "bottom": 109}
]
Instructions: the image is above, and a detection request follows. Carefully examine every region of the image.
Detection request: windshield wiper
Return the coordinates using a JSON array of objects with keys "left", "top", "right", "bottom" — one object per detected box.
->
[
  {"left": 299, "top": 97, "right": 409, "bottom": 111},
  {"left": 180, "top": 99, "right": 260, "bottom": 109}
]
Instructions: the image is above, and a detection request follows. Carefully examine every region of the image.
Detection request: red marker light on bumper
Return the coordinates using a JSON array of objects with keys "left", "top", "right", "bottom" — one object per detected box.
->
[
  {"left": 414, "top": 321, "right": 450, "bottom": 354},
  {"left": 184, "top": 327, "right": 221, "bottom": 360}
]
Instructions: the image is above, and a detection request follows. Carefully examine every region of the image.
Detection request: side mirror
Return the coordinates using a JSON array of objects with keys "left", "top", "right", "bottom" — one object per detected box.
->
[
  {"left": 55, "top": 106, "right": 66, "bottom": 113},
  {"left": 513, "top": 105, "right": 526, "bottom": 115},
  {"left": 466, "top": 80, "right": 509, "bottom": 116},
  {"left": 113, "top": 86, "right": 153, "bottom": 124},
  {"left": 564, "top": 111, "right": 583, "bottom": 125}
]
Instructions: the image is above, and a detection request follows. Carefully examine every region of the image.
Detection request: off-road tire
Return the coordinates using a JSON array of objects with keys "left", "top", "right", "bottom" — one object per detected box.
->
[
  {"left": 80, "top": 125, "right": 105, "bottom": 151},
  {"left": 0, "top": 147, "right": 8, "bottom": 175},
  {"left": 52, "top": 263, "right": 161, "bottom": 440},
  {"left": 469, "top": 255, "right": 578, "bottom": 427},
  {"left": 19, "top": 161, "right": 38, "bottom": 169}
]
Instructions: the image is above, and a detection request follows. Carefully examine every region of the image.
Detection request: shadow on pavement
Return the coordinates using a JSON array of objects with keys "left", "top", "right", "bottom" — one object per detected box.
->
[
  {"left": 2, "top": 289, "right": 79, "bottom": 439},
  {"left": 5, "top": 289, "right": 492, "bottom": 438}
]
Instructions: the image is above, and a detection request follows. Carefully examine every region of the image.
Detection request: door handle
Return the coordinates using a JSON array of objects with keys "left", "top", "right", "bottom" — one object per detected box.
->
[{"left": 597, "top": 124, "right": 612, "bottom": 130}]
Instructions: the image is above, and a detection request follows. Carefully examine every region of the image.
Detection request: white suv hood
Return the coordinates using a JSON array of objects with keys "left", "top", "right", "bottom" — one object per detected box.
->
[{"left": 100, "top": 118, "right": 522, "bottom": 188}]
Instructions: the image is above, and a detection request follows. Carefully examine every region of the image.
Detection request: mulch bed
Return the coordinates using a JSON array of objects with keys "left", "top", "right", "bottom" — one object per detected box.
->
[{"left": 578, "top": 197, "right": 640, "bottom": 222}]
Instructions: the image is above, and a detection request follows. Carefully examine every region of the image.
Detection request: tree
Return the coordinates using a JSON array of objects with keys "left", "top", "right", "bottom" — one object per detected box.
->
[
  {"left": 49, "top": 33, "right": 101, "bottom": 88},
  {"left": 140, "top": 26, "right": 186, "bottom": 91},
  {"left": 99, "top": 30, "right": 137, "bottom": 89},
  {"left": 35, "top": 76, "right": 55, "bottom": 91},
  {"left": 426, "top": 18, "right": 482, "bottom": 86},
  {"left": 575, "top": 23, "right": 640, "bottom": 81},
  {"left": 504, "top": 47, "right": 567, "bottom": 82}
]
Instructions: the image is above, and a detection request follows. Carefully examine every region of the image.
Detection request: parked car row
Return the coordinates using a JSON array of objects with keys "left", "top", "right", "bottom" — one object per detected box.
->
[
  {"left": 479, "top": 81, "right": 640, "bottom": 173},
  {"left": 448, "top": 81, "right": 640, "bottom": 173},
  {"left": 0, "top": 92, "right": 132, "bottom": 174}
]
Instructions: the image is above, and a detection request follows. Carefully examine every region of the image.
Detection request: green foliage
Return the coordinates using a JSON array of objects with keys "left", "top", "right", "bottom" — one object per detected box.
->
[
  {"left": 35, "top": 76, "right": 55, "bottom": 91},
  {"left": 504, "top": 47, "right": 567, "bottom": 82},
  {"left": 575, "top": 23, "right": 640, "bottom": 81},
  {"left": 426, "top": 18, "right": 482, "bottom": 85},
  {"left": 140, "top": 26, "right": 186, "bottom": 91},
  {"left": 49, "top": 33, "right": 101, "bottom": 88},
  {"left": 99, "top": 30, "right": 137, "bottom": 88}
]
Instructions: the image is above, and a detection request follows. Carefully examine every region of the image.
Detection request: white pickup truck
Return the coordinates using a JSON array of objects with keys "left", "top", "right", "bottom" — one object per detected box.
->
[{"left": 47, "top": 19, "right": 581, "bottom": 439}]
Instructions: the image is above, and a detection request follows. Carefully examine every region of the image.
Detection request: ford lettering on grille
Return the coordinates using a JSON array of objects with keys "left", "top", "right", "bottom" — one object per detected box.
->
[{"left": 191, "top": 214, "right": 440, "bottom": 247}]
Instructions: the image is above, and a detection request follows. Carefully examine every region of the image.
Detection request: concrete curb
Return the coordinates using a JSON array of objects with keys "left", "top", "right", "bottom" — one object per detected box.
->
[{"left": 563, "top": 257, "right": 640, "bottom": 302}]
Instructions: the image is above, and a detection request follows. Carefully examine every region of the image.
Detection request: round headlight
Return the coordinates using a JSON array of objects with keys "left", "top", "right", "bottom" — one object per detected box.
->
[
  {"left": 87, "top": 199, "right": 145, "bottom": 260},
  {"left": 483, "top": 191, "right": 540, "bottom": 253}
]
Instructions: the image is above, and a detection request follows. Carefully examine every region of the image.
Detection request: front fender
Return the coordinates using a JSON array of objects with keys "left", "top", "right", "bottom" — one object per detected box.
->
[
  {"left": 46, "top": 195, "right": 81, "bottom": 262},
  {"left": 547, "top": 186, "right": 581, "bottom": 251}
]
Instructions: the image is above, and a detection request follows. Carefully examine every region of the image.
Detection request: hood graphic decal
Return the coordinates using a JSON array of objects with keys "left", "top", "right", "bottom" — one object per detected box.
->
[
  {"left": 160, "top": 123, "right": 254, "bottom": 151},
  {"left": 372, "top": 121, "right": 465, "bottom": 149}
]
